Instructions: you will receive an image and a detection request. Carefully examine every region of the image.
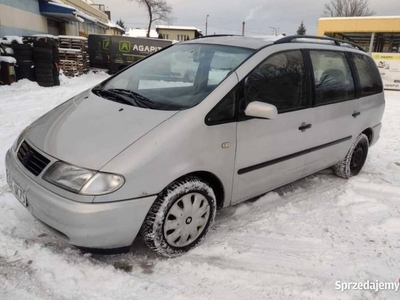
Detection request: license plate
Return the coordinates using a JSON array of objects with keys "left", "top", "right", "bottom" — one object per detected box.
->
[{"left": 6, "top": 170, "right": 27, "bottom": 207}]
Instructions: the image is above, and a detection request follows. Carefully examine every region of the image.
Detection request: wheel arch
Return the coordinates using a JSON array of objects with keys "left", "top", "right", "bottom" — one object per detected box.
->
[
  {"left": 362, "top": 128, "right": 373, "bottom": 144},
  {"left": 175, "top": 171, "right": 226, "bottom": 210}
]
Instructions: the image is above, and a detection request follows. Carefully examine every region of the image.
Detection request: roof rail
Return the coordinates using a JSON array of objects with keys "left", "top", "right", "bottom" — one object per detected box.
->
[
  {"left": 274, "top": 35, "right": 366, "bottom": 52},
  {"left": 198, "top": 34, "right": 241, "bottom": 39}
]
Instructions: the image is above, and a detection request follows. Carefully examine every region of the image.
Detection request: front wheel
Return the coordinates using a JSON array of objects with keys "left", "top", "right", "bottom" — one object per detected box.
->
[
  {"left": 333, "top": 134, "right": 369, "bottom": 179},
  {"left": 140, "top": 176, "right": 217, "bottom": 257}
]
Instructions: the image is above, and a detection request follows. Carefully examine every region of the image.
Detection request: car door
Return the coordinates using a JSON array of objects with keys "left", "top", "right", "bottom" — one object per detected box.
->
[
  {"left": 231, "top": 49, "right": 314, "bottom": 204},
  {"left": 303, "top": 49, "right": 361, "bottom": 176}
]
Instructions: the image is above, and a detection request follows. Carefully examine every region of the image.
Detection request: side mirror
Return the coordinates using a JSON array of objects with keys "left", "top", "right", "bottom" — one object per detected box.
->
[{"left": 244, "top": 101, "right": 278, "bottom": 120}]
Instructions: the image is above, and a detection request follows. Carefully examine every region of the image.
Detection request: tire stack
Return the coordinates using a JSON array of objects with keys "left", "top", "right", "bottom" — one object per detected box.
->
[
  {"left": 12, "top": 43, "right": 35, "bottom": 82},
  {"left": 51, "top": 39, "right": 60, "bottom": 86},
  {"left": 33, "top": 39, "right": 58, "bottom": 87}
]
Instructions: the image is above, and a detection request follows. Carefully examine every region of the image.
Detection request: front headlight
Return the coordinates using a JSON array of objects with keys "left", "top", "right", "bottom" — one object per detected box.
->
[{"left": 43, "top": 162, "right": 124, "bottom": 195}]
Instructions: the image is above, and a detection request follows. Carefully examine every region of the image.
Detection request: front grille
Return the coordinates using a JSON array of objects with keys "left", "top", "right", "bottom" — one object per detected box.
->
[{"left": 17, "top": 141, "right": 50, "bottom": 176}]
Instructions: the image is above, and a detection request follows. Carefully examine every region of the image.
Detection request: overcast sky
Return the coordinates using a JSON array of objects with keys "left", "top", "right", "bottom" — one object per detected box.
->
[{"left": 98, "top": 0, "right": 399, "bottom": 36}]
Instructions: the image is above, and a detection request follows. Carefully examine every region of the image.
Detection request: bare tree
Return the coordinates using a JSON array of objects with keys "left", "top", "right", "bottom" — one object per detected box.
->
[
  {"left": 128, "top": 0, "right": 173, "bottom": 37},
  {"left": 323, "top": 0, "right": 375, "bottom": 17}
]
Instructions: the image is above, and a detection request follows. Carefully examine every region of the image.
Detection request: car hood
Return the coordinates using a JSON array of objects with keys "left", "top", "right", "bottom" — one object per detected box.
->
[{"left": 26, "top": 90, "right": 178, "bottom": 170}]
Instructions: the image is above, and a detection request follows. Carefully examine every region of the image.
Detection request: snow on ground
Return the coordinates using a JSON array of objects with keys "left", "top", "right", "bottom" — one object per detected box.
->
[{"left": 0, "top": 75, "right": 399, "bottom": 299}]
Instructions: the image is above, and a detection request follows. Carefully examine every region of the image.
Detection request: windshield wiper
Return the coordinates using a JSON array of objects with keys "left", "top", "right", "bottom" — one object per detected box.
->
[
  {"left": 107, "top": 89, "right": 159, "bottom": 109},
  {"left": 93, "top": 89, "right": 136, "bottom": 107}
]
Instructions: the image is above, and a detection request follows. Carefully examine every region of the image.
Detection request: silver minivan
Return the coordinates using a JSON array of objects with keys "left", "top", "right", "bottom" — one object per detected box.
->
[{"left": 5, "top": 36, "right": 385, "bottom": 257}]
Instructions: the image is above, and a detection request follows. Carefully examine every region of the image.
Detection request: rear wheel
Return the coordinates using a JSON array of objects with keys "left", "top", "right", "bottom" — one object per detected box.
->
[
  {"left": 333, "top": 134, "right": 369, "bottom": 179},
  {"left": 141, "top": 176, "right": 216, "bottom": 257}
]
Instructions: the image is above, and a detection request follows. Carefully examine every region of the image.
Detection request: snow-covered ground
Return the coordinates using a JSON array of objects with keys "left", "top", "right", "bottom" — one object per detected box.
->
[{"left": 0, "top": 75, "right": 399, "bottom": 299}]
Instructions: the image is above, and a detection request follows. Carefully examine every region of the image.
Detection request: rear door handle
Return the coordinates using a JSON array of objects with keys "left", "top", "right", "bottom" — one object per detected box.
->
[
  {"left": 298, "top": 122, "right": 312, "bottom": 132},
  {"left": 352, "top": 111, "right": 361, "bottom": 118}
]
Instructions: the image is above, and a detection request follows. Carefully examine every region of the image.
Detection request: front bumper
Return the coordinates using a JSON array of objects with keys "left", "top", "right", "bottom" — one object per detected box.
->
[{"left": 5, "top": 149, "right": 156, "bottom": 249}]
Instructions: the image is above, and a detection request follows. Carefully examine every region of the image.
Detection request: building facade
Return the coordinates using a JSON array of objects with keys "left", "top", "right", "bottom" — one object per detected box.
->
[
  {"left": 156, "top": 25, "right": 202, "bottom": 41},
  {"left": 0, "top": 0, "right": 123, "bottom": 37},
  {"left": 106, "top": 21, "right": 125, "bottom": 36},
  {"left": 318, "top": 16, "right": 400, "bottom": 53}
]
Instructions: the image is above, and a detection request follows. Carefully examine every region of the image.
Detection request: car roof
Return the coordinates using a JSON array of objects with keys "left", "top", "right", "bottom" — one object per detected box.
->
[
  {"left": 181, "top": 35, "right": 367, "bottom": 53},
  {"left": 182, "top": 36, "right": 276, "bottom": 50}
]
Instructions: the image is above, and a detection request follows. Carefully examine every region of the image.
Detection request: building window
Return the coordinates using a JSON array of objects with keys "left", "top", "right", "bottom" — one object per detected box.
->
[
  {"left": 161, "top": 34, "right": 169, "bottom": 39},
  {"left": 177, "top": 35, "right": 190, "bottom": 41}
]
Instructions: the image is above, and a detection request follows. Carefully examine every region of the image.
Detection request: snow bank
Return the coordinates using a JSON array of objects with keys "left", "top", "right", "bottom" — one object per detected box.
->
[
  {"left": 5, "top": 48, "right": 14, "bottom": 55},
  {"left": 1, "top": 36, "right": 24, "bottom": 45},
  {"left": 0, "top": 56, "right": 17, "bottom": 63}
]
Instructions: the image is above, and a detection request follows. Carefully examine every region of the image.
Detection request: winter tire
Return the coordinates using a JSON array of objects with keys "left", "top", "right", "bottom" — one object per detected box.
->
[
  {"left": 16, "top": 70, "right": 35, "bottom": 81},
  {"left": 37, "top": 77, "right": 54, "bottom": 83},
  {"left": 141, "top": 176, "right": 217, "bottom": 257},
  {"left": 35, "top": 68, "right": 53, "bottom": 75},
  {"left": 53, "top": 76, "right": 60, "bottom": 86},
  {"left": 35, "top": 75, "right": 53, "bottom": 80},
  {"left": 33, "top": 47, "right": 53, "bottom": 55},
  {"left": 33, "top": 52, "right": 53, "bottom": 62},
  {"left": 12, "top": 44, "right": 32, "bottom": 51},
  {"left": 15, "top": 55, "right": 33, "bottom": 62},
  {"left": 53, "top": 53, "right": 60, "bottom": 63},
  {"left": 38, "top": 81, "right": 54, "bottom": 87},
  {"left": 53, "top": 70, "right": 60, "bottom": 86},
  {"left": 35, "top": 62, "right": 53, "bottom": 70},
  {"left": 16, "top": 62, "right": 34, "bottom": 69},
  {"left": 33, "top": 41, "right": 52, "bottom": 49},
  {"left": 13, "top": 49, "right": 33, "bottom": 57},
  {"left": 333, "top": 134, "right": 369, "bottom": 179}
]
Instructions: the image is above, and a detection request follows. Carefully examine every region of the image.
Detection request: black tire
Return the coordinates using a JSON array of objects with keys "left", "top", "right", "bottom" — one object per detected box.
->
[
  {"left": 53, "top": 70, "right": 60, "bottom": 86},
  {"left": 37, "top": 77, "right": 54, "bottom": 83},
  {"left": 16, "top": 62, "right": 34, "bottom": 69},
  {"left": 35, "top": 62, "right": 53, "bottom": 70},
  {"left": 16, "top": 69, "right": 35, "bottom": 81},
  {"left": 48, "top": 39, "right": 58, "bottom": 48},
  {"left": 35, "top": 68, "right": 53, "bottom": 75},
  {"left": 33, "top": 41, "right": 52, "bottom": 49},
  {"left": 15, "top": 55, "right": 33, "bottom": 62},
  {"left": 33, "top": 47, "right": 53, "bottom": 55},
  {"left": 53, "top": 76, "right": 60, "bottom": 86},
  {"left": 13, "top": 49, "right": 33, "bottom": 56},
  {"left": 12, "top": 44, "right": 32, "bottom": 51},
  {"left": 36, "top": 74, "right": 53, "bottom": 80},
  {"left": 53, "top": 53, "right": 60, "bottom": 63},
  {"left": 34, "top": 59, "right": 53, "bottom": 64},
  {"left": 333, "top": 134, "right": 369, "bottom": 179},
  {"left": 141, "top": 176, "right": 217, "bottom": 257},
  {"left": 37, "top": 81, "right": 54, "bottom": 87},
  {"left": 33, "top": 52, "right": 53, "bottom": 62}
]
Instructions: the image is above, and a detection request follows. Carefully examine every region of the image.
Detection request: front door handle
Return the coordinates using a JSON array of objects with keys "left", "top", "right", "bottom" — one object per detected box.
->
[
  {"left": 352, "top": 111, "right": 361, "bottom": 118},
  {"left": 298, "top": 122, "right": 312, "bottom": 132}
]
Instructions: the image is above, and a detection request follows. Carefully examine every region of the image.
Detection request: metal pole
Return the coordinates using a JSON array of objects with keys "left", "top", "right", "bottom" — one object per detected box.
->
[
  {"left": 269, "top": 26, "right": 277, "bottom": 36},
  {"left": 369, "top": 32, "right": 375, "bottom": 54},
  {"left": 242, "top": 22, "right": 245, "bottom": 36},
  {"left": 206, "top": 15, "right": 209, "bottom": 36}
]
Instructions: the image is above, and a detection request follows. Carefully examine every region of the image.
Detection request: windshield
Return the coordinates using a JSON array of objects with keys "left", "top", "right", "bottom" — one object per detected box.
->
[{"left": 96, "top": 44, "right": 254, "bottom": 110}]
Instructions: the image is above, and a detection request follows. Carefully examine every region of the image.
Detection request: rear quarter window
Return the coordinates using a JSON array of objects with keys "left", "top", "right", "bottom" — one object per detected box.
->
[{"left": 352, "top": 53, "right": 383, "bottom": 97}]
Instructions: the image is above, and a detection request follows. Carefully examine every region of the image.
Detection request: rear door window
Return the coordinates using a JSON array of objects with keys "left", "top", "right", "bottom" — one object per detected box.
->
[
  {"left": 352, "top": 53, "right": 383, "bottom": 97},
  {"left": 310, "top": 50, "right": 355, "bottom": 105}
]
